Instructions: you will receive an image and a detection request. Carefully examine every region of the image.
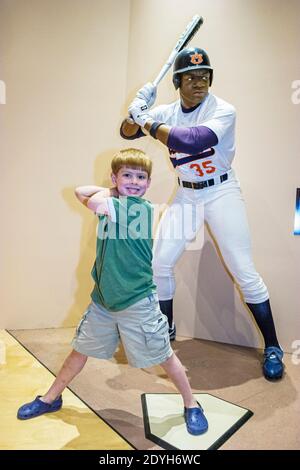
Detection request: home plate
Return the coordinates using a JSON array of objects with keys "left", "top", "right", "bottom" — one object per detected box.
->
[{"left": 141, "top": 393, "right": 253, "bottom": 450}]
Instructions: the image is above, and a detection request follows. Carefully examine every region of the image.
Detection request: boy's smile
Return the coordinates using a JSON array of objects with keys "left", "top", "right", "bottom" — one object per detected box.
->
[{"left": 112, "top": 167, "right": 151, "bottom": 197}]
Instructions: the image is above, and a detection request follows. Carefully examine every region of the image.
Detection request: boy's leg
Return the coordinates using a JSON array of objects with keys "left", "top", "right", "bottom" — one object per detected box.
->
[
  {"left": 17, "top": 349, "right": 87, "bottom": 419},
  {"left": 41, "top": 349, "right": 88, "bottom": 403},
  {"left": 160, "top": 353, "right": 208, "bottom": 435},
  {"left": 18, "top": 301, "right": 119, "bottom": 420},
  {"left": 160, "top": 353, "right": 197, "bottom": 408},
  {"left": 118, "top": 296, "right": 208, "bottom": 435}
]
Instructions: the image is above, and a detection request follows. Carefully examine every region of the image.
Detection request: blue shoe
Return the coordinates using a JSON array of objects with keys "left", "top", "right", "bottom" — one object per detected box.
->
[
  {"left": 184, "top": 402, "right": 208, "bottom": 435},
  {"left": 169, "top": 323, "right": 176, "bottom": 341},
  {"left": 263, "top": 346, "right": 284, "bottom": 380},
  {"left": 17, "top": 395, "right": 63, "bottom": 420}
]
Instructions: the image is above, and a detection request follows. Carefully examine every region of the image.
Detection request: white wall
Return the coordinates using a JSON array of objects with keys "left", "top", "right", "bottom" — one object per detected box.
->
[{"left": 1, "top": 0, "right": 299, "bottom": 352}]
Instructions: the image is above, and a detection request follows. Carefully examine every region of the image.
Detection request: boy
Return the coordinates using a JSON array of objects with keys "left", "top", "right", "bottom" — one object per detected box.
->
[{"left": 17, "top": 148, "right": 208, "bottom": 436}]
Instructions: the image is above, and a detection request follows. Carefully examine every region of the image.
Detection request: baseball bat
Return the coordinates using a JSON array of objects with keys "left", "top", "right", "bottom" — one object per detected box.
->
[{"left": 153, "top": 15, "right": 204, "bottom": 87}]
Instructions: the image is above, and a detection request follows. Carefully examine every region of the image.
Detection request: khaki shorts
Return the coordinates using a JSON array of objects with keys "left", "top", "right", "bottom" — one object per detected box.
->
[{"left": 71, "top": 293, "right": 173, "bottom": 368}]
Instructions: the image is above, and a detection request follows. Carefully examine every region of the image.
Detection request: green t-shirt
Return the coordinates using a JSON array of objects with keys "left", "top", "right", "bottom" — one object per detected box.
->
[{"left": 91, "top": 196, "right": 156, "bottom": 311}]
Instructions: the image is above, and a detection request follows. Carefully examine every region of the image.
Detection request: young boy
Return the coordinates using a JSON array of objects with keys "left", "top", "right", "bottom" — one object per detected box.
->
[{"left": 17, "top": 148, "right": 208, "bottom": 436}]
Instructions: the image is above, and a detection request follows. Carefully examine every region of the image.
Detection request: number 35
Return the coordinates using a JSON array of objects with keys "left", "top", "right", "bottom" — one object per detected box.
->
[{"left": 190, "top": 160, "right": 216, "bottom": 177}]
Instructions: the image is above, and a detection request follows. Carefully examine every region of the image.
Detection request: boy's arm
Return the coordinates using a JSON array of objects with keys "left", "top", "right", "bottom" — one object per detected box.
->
[
  {"left": 75, "top": 186, "right": 118, "bottom": 216},
  {"left": 75, "top": 186, "right": 106, "bottom": 205}
]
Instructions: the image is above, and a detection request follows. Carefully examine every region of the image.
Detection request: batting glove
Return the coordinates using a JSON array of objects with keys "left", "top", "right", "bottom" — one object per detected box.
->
[
  {"left": 128, "top": 98, "right": 151, "bottom": 128},
  {"left": 136, "top": 82, "right": 157, "bottom": 109}
]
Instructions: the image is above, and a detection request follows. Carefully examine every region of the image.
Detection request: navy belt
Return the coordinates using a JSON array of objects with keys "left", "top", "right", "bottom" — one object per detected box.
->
[{"left": 178, "top": 173, "right": 228, "bottom": 190}]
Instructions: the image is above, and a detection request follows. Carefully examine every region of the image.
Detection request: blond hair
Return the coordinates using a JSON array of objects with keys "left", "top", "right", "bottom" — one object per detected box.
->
[{"left": 111, "top": 148, "right": 152, "bottom": 177}]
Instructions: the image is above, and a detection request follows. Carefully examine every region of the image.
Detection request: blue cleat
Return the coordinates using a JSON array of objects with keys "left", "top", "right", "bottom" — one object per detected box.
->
[
  {"left": 263, "top": 346, "right": 284, "bottom": 380},
  {"left": 17, "top": 395, "right": 63, "bottom": 420},
  {"left": 184, "top": 402, "right": 208, "bottom": 435}
]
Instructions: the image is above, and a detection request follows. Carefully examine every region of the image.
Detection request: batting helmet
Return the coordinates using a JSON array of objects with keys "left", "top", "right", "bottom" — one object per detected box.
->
[{"left": 173, "top": 47, "right": 213, "bottom": 89}]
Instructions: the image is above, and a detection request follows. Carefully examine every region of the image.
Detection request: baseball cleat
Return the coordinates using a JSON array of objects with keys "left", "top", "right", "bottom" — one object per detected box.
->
[{"left": 263, "top": 346, "right": 284, "bottom": 380}]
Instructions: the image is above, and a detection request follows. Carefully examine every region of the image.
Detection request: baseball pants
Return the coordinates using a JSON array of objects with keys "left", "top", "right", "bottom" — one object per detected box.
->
[{"left": 153, "top": 171, "right": 269, "bottom": 304}]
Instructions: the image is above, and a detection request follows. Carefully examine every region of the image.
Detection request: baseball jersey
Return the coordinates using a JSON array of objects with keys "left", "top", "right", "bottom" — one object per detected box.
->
[
  {"left": 91, "top": 196, "right": 156, "bottom": 311},
  {"left": 149, "top": 93, "right": 236, "bottom": 182}
]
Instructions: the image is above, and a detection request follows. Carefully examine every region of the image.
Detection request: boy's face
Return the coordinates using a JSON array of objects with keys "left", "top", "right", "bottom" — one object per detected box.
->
[{"left": 111, "top": 166, "right": 151, "bottom": 197}]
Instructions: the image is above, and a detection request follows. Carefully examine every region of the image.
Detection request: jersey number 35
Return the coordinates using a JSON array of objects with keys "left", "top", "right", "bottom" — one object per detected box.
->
[{"left": 190, "top": 160, "right": 216, "bottom": 177}]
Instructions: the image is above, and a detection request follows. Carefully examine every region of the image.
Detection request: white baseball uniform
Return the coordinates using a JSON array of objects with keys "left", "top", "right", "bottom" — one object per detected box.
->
[{"left": 148, "top": 93, "right": 269, "bottom": 304}]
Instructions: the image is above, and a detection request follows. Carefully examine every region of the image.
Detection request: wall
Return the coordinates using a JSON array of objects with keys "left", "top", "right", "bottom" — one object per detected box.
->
[
  {"left": 0, "top": 0, "right": 131, "bottom": 328},
  {"left": 1, "top": 0, "right": 299, "bottom": 352}
]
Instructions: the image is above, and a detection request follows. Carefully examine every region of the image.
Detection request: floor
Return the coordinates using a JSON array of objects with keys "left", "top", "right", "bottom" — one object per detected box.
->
[
  {"left": 6, "top": 328, "right": 300, "bottom": 450},
  {"left": 0, "top": 330, "right": 133, "bottom": 450}
]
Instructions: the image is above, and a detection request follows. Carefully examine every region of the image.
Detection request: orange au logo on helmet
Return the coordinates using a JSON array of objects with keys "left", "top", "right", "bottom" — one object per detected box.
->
[{"left": 190, "top": 53, "right": 203, "bottom": 65}]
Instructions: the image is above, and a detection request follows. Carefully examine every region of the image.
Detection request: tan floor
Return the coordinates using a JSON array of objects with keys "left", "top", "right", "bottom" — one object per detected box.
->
[
  {"left": 8, "top": 328, "right": 300, "bottom": 450},
  {"left": 0, "top": 330, "right": 133, "bottom": 450}
]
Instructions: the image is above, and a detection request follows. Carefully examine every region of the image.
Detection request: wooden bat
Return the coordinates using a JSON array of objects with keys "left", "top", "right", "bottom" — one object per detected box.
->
[{"left": 153, "top": 15, "right": 204, "bottom": 87}]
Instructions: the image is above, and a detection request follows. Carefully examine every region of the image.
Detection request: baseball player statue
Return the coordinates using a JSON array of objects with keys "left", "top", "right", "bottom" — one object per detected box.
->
[{"left": 120, "top": 47, "right": 284, "bottom": 380}]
